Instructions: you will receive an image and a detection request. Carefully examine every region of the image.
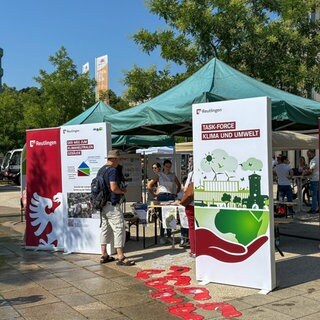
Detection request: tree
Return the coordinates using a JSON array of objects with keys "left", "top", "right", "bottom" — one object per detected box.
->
[
  {"left": 99, "top": 89, "right": 130, "bottom": 111},
  {"left": 125, "top": 0, "right": 320, "bottom": 99},
  {"left": 0, "top": 85, "right": 25, "bottom": 153},
  {"left": 122, "top": 64, "right": 185, "bottom": 103},
  {"left": 33, "top": 46, "right": 96, "bottom": 127}
]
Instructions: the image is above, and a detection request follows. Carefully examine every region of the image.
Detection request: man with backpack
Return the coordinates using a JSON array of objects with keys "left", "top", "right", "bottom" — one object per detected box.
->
[{"left": 98, "top": 149, "right": 135, "bottom": 266}]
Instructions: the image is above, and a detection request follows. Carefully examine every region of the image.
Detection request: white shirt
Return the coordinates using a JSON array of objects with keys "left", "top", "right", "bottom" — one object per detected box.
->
[
  {"left": 309, "top": 155, "right": 319, "bottom": 182},
  {"left": 157, "top": 172, "right": 176, "bottom": 194}
]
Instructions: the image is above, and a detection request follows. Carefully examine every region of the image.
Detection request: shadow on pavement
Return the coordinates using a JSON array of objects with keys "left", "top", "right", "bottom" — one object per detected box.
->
[
  {"left": 276, "top": 255, "right": 320, "bottom": 289},
  {"left": 0, "top": 295, "right": 44, "bottom": 306}
]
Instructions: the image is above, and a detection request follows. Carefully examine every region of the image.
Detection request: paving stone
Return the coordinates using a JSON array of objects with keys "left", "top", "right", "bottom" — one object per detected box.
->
[
  {"left": 236, "top": 305, "right": 294, "bottom": 320},
  {"left": 70, "top": 276, "right": 127, "bottom": 295},
  {"left": 86, "top": 264, "right": 127, "bottom": 278},
  {"left": 0, "top": 275, "right": 39, "bottom": 294},
  {"left": 111, "top": 275, "right": 145, "bottom": 287},
  {"left": 73, "top": 301, "right": 123, "bottom": 319},
  {"left": 117, "top": 299, "right": 177, "bottom": 320},
  {"left": 50, "top": 286, "right": 81, "bottom": 297},
  {"left": 0, "top": 305, "right": 21, "bottom": 319},
  {"left": 95, "top": 288, "right": 150, "bottom": 308},
  {"left": 53, "top": 267, "right": 98, "bottom": 282},
  {"left": 299, "top": 312, "right": 320, "bottom": 320},
  {"left": 17, "top": 301, "right": 87, "bottom": 320},
  {"left": 59, "top": 291, "right": 98, "bottom": 307},
  {"left": 33, "top": 277, "right": 71, "bottom": 290},
  {"left": 264, "top": 295, "right": 320, "bottom": 318},
  {"left": 1, "top": 285, "right": 59, "bottom": 309}
]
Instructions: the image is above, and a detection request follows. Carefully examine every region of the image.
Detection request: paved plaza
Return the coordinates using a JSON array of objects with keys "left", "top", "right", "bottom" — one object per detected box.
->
[{"left": 1, "top": 183, "right": 320, "bottom": 319}]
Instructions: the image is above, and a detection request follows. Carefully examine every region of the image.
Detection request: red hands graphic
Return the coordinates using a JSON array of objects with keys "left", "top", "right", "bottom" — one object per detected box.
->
[
  {"left": 145, "top": 277, "right": 173, "bottom": 291},
  {"left": 165, "top": 275, "right": 191, "bottom": 286},
  {"left": 177, "top": 287, "right": 211, "bottom": 301},
  {"left": 135, "top": 267, "right": 242, "bottom": 319},
  {"left": 135, "top": 269, "right": 165, "bottom": 280},
  {"left": 197, "top": 302, "right": 242, "bottom": 318},
  {"left": 167, "top": 266, "right": 191, "bottom": 276},
  {"left": 168, "top": 303, "right": 204, "bottom": 320},
  {"left": 151, "top": 289, "right": 184, "bottom": 304}
]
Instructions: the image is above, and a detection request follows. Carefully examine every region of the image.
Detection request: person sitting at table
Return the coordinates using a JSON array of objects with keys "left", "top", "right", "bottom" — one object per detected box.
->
[
  {"left": 298, "top": 156, "right": 308, "bottom": 175},
  {"left": 273, "top": 155, "right": 294, "bottom": 214},
  {"left": 147, "top": 159, "right": 181, "bottom": 244},
  {"left": 147, "top": 162, "right": 161, "bottom": 201}
]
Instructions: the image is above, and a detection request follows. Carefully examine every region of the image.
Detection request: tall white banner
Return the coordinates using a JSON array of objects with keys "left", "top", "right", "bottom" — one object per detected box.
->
[
  {"left": 192, "top": 97, "right": 276, "bottom": 292},
  {"left": 95, "top": 54, "right": 108, "bottom": 100},
  {"left": 60, "top": 122, "right": 111, "bottom": 253}
]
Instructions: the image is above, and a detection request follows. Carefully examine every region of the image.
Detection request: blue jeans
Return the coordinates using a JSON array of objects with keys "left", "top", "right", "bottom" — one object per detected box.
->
[
  {"left": 157, "top": 193, "right": 175, "bottom": 238},
  {"left": 278, "top": 185, "right": 293, "bottom": 202},
  {"left": 310, "top": 181, "right": 319, "bottom": 212}
]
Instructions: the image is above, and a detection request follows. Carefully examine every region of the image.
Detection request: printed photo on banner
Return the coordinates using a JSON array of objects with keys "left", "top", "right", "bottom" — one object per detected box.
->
[
  {"left": 178, "top": 206, "right": 189, "bottom": 229},
  {"left": 162, "top": 206, "right": 177, "bottom": 230}
]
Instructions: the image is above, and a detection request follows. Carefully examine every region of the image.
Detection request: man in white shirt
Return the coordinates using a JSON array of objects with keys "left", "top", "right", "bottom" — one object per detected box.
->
[
  {"left": 304, "top": 150, "right": 319, "bottom": 213},
  {"left": 274, "top": 155, "right": 294, "bottom": 213}
]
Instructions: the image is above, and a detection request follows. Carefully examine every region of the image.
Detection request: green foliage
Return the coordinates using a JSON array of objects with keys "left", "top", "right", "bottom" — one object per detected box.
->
[
  {"left": 122, "top": 64, "right": 186, "bottom": 103},
  {"left": 0, "top": 85, "right": 25, "bottom": 153},
  {"left": 0, "top": 46, "right": 97, "bottom": 153},
  {"left": 99, "top": 89, "right": 130, "bottom": 111},
  {"left": 124, "top": 0, "right": 320, "bottom": 99},
  {"left": 33, "top": 46, "right": 96, "bottom": 127}
]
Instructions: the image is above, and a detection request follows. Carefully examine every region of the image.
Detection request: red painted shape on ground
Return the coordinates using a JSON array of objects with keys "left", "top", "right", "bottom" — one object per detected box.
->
[
  {"left": 145, "top": 278, "right": 173, "bottom": 291},
  {"left": 135, "top": 269, "right": 165, "bottom": 280},
  {"left": 151, "top": 289, "right": 184, "bottom": 304},
  {"left": 177, "top": 287, "right": 211, "bottom": 301},
  {"left": 196, "top": 228, "right": 268, "bottom": 263},
  {"left": 167, "top": 266, "right": 191, "bottom": 276},
  {"left": 197, "top": 302, "right": 242, "bottom": 318},
  {"left": 168, "top": 303, "right": 204, "bottom": 320},
  {"left": 165, "top": 275, "right": 191, "bottom": 286}
]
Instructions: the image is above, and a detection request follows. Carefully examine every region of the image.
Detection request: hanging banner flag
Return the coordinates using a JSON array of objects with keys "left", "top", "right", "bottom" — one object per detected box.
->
[
  {"left": 95, "top": 54, "right": 108, "bottom": 100},
  {"left": 192, "top": 97, "right": 276, "bottom": 292},
  {"left": 60, "top": 122, "right": 111, "bottom": 254},
  {"left": 25, "top": 128, "right": 64, "bottom": 250},
  {"left": 82, "top": 62, "right": 89, "bottom": 74}
]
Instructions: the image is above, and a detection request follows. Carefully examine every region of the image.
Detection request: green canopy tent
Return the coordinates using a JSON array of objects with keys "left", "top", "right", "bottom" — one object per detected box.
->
[
  {"left": 103, "top": 58, "right": 320, "bottom": 136},
  {"left": 64, "top": 101, "right": 174, "bottom": 149}
]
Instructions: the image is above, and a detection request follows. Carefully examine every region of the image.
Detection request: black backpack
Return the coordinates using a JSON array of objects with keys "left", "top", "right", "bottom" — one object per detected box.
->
[{"left": 90, "top": 166, "right": 111, "bottom": 211}]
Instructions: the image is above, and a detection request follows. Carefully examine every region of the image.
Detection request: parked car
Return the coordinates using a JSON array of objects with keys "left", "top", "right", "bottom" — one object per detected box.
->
[{"left": 0, "top": 148, "right": 23, "bottom": 185}]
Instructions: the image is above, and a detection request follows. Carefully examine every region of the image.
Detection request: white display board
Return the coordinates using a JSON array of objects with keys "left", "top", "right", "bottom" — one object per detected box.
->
[
  {"left": 120, "top": 154, "right": 142, "bottom": 202},
  {"left": 192, "top": 97, "right": 276, "bottom": 292},
  {"left": 60, "top": 122, "right": 111, "bottom": 254}
]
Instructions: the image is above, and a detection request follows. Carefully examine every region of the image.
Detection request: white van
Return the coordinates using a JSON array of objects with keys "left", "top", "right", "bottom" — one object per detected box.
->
[{"left": 0, "top": 148, "right": 23, "bottom": 185}]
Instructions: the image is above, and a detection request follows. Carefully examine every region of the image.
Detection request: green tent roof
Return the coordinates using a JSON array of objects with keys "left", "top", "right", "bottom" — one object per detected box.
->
[
  {"left": 63, "top": 101, "right": 174, "bottom": 148},
  {"left": 103, "top": 58, "right": 320, "bottom": 136},
  {"left": 64, "top": 101, "right": 118, "bottom": 125}
]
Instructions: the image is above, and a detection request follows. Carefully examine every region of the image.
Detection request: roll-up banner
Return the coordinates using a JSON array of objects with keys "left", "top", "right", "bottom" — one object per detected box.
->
[
  {"left": 60, "top": 122, "right": 111, "bottom": 254},
  {"left": 192, "top": 97, "right": 276, "bottom": 292},
  {"left": 25, "top": 128, "right": 64, "bottom": 250}
]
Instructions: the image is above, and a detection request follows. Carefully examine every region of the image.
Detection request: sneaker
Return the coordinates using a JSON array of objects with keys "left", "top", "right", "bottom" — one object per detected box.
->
[
  {"left": 179, "top": 239, "right": 186, "bottom": 247},
  {"left": 159, "top": 237, "right": 166, "bottom": 245}
]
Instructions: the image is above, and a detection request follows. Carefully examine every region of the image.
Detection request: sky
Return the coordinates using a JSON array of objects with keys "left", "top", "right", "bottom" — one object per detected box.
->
[{"left": 0, "top": 0, "right": 175, "bottom": 96}]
